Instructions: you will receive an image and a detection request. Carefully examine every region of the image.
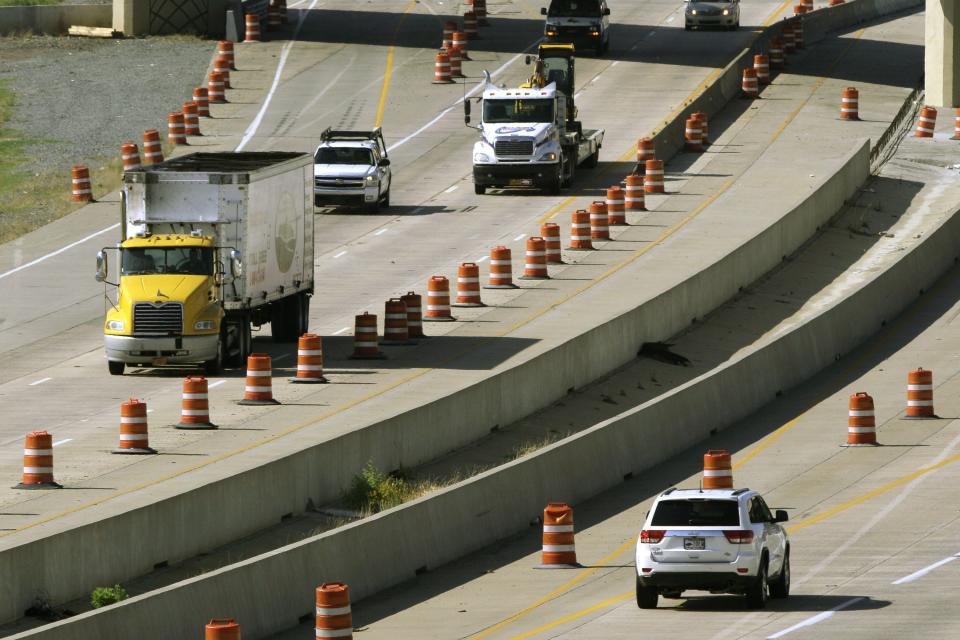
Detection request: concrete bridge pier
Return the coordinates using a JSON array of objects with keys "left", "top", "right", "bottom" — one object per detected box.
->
[{"left": 926, "top": 0, "right": 960, "bottom": 107}]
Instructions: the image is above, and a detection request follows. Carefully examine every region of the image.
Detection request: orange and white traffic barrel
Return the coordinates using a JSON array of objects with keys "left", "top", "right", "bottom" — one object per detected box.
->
[
  {"left": 801, "top": 0, "right": 813, "bottom": 10},
  {"left": 351, "top": 312, "right": 385, "bottom": 358},
  {"left": 268, "top": 2, "right": 282, "bottom": 30},
  {"left": 541, "top": 221, "right": 563, "bottom": 263},
  {"left": 120, "top": 142, "right": 141, "bottom": 171},
  {"left": 382, "top": 298, "right": 411, "bottom": 344},
  {"left": 840, "top": 87, "right": 859, "bottom": 120},
  {"left": 453, "top": 31, "right": 470, "bottom": 59},
  {"left": 442, "top": 20, "right": 456, "bottom": 49},
  {"left": 277, "top": 0, "right": 289, "bottom": 23},
  {"left": 783, "top": 23, "right": 796, "bottom": 53},
  {"left": 218, "top": 40, "right": 236, "bottom": 70},
  {"left": 14, "top": 431, "right": 61, "bottom": 490},
  {"left": 463, "top": 11, "right": 478, "bottom": 38},
  {"left": 167, "top": 112, "right": 187, "bottom": 146},
  {"left": 915, "top": 106, "right": 937, "bottom": 137},
  {"left": 71, "top": 165, "right": 92, "bottom": 202},
  {"left": 636, "top": 137, "right": 655, "bottom": 170},
  {"left": 143, "top": 129, "right": 164, "bottom": 164},
  {"left": 568, "top": 209, "right": 593, "bottom": 250},
  {"left": 244, "top": 13, "right": 261, "bottom": 42},
  {"left": 425, "top": 275, "right": 456, "bottom": 320},
  {"left": 684, "top": 116, "right": 703, "bottom": 152},
  {"left": 770, "top": 38, "right": 785, "bottom": 69},
  {"left": 205, "top": 618, "right": 240, "bottom": 640},
  {"left": 906, "top": 368, "right": 934, "bottom": 418},
  {"left": 433, "top": 51, "right": 453, "bottom": 84},
  {"left": 401, "top": 291, "right": 425, "bottom": 337},
  {"left": 625, "top": 174, "right": 646, "bottom": 212},
  {"left": 176, "top": 376, "right": 217, "bottom": 429},
  {"left": 606, "top": 186, "right": 626, "bottom": 225},
  {"left": 193, "top": 87, "right": 210, "bottom": 117},
  {"left": 474, "top": 0, "right": 488, "bottom": 25},
  {"left": 183, "top": 101, "right": 201, "bottom": 136},
  {"left": 703, "top": 449, "right": 733, "bottom": 489},
  {"left": 485, "top": 246, "right": 518, "bottom": 288},
  {"left": 522, "top": 236, "right": 549, "bottom": 279},
  {"left": 213, "top": 55, "right": 232, "bottom": 89},
  {"left": 741, "top": 67, "right": 759, "bottom": 99},
  {"left": 208, "top": 72, "right": 227, "bottom": 103},
  {"left": 693, "top": 111, "right": 709, "bottom": 144},
  {"left": 952, "top": 108, "right": 960, "bottom": 140},
  {"left": 538, "top": 503, "right": 579, "bottom": 568},
  {"left": 316, "top": 583, "right": 352, "bottom": 639},
  {"left": 453, "top": 262, "right": 484, "bottom": 306},
  {"left": 754, "top": 54, "right": 770, "bottom": 85},
  {"left": 644, "top": 159, "right": 664, "bottom": 193},
  {"left": 448, "top": 47, "right": 464, "bottom": 78},
  {"left": 113, "top": 398, "right": 157, "bottom": 454},
  {"left": 238, "top": 354, "right": 281, "bottom": 405},
  {"left": 846, "top": 392, "right": 877, "bottom": 445},
  {"left": 829, "top": 0, "right": 844, "bottom": 5},
  {"left": 793, "top": 4, "right": 807, "bottom": 15},
  {"left": 793, "top": 18, "right": 805, "bottom": 49},
  {"left": 291, "top": 333, "right": 328, "bottom": 383},
  {"left": 589, "top": 201, "right": 609, "bottom": 240}
]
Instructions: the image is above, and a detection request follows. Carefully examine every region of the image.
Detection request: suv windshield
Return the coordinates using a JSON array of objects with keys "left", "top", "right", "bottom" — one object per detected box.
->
[
  {"left": 315, "top": 147, "right": 374, "bottom": 165},
  {"left": 483, "top": 99, "right": 554, "bottom": 123},
  {"left": 651, "top": 499, "right": 741, "bottom": 527},
  {"left": 548, "top": 0, "right": 601, "bottom": 17},
  {"left": 122, "top": 247, "right": 213, "bottom": 276}
]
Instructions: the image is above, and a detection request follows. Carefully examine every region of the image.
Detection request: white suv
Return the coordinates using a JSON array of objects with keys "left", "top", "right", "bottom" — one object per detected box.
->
[{"left": 635, "top": 488, "right": 790, "bottom": 609}]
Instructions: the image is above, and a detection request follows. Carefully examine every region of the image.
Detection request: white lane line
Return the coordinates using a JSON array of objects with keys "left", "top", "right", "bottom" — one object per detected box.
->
[
  {"left": 646, "top": 30, "right": 656, "bottom": 37},
  {"left": 29, "top": 378, "right": 51, "bottom": 386},
  {"left": 445, "top": 185, "right": 458, "bottom": 193},
  {"left": 53, "top": 439, "right": 72, "bottom": 447},
  {"left": 374, "top": 228, "right": 387, "bottom": 236},
  {"left": 0, "top": 223, "right": 120, "bottom": 281},
  {"left": 333, "top": 251, "right": 347, "bottom": 258},
  {"left": 147, "top": 409, "right": 154, "bottom": 414},
  {"left": 612, "top": 60, "right": 620, "bottom": 67},
  {"left": 766, "top": 597, "right": 864, "bottom": 639},
  {"left": 235, "top": 0, "right": 322, "bottom": 151},
  {"left": 274, "top": 353, "right": 291, "bottom": 362},
  {"left": 666, "top": 14, "right": 675, "bottom": 22},
  {"left": 333, "top": 327, "right": 349, "bottom": 335},
  {"left": 513, "top": 233, "right": 527, "bottom": 241},
  {"left": 892, "top": 554, "right": 960, "bottom": 585},
  {"left": 209, "top": 380, "right": 226, "bottom": 389},
  {"left": 475, "top": 255, "right": 488, "bottom": 262}
]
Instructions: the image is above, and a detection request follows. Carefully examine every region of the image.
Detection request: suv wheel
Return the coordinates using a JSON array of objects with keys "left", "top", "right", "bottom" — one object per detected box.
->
[
  {"left": 745, "top": 560, "right": 770, "bottom": 609},
  {"left": 770, "top": 550, "right": 790, "bottom": 599},
  {"left": 635, "top": 575, "right": 658, "bottom": 609}
]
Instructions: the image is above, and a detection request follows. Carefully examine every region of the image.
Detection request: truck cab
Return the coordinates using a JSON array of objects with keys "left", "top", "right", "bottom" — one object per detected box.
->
[
  {"left": 313, "top": 128, "right": 392, "bottom": 213},
  {"left": 541, "top": 0, "right": 611, "bottom": 56}
]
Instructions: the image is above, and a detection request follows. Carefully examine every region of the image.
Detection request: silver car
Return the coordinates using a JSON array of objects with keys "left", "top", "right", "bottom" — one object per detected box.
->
[{"left": 684, "top": 0, "right": 740, "bottom": 30}]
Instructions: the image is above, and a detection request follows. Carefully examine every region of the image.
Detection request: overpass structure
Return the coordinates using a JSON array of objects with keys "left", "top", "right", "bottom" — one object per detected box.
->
[{"left": 2, "top": 0, "right": 960, "bottom": 638}]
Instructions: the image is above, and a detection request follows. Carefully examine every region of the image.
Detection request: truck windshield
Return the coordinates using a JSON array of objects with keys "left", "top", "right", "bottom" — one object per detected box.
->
[
  {"left": 122, "top": 247, "right": 214, "bottom": 276},
  {"left": 650, "top": 500, "right": 741, "bottom": 526},
  {"left": 548, "top": 0, "right": 601, "bottom": 17},
  {"left": 315, "top": 147, "right": 374, "bottom": 165},
  {"left": 483, "top": 99, "right": 554, "bottom": 123}
]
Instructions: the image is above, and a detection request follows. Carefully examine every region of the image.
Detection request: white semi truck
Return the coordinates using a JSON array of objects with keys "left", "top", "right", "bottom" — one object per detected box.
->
[
  {"left": 96, "top": 152, "right": 314, "bottom": 374},
  {"left": 466, "top": 44, "right": 604, "bottom": 195}
]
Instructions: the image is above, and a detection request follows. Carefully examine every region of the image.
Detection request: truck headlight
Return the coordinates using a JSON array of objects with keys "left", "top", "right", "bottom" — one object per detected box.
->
[
  {"left": 538, "top": 151, "right": 558, "bottom": 161},
  {"left": 107, "top": 320, "right": 124, "bottom": 331},
  {"left": 591, "top": 30, "right": 600, "bottom": 36},
  {"left": 194, "top": 320, "right": 216, "bottom": 331},
  {"left": 365, "top": 175, "right": 378, "bottom": 183},
  {"left": 690, "top": 9, "right": 697, "bottom": 14},
  {"left": 546, "top": 30, "right": 557, "bottom": 36},
  {"left": 722, "top": 8, "right": 729, "bottom": 14},
  {"left": 474, "top": 152, "right": 491, "bottom": 163}
]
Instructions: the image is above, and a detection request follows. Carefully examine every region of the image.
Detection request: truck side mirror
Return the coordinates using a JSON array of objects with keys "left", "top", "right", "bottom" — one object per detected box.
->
[
  {"left": 464, "top": 99, "right": 471, "bottom": 124},
  {"left": 230, "top": 249, "right": 243, "bottom": 277},
  {"left": 95, "top": 250, "right": 108, "bottom": 282},
  {"left": 540, "top": 6, "right": 547, "bottom": 14},
  {"left": 603, "top": 6, "right": 610, "bottom": 14},
  {"left": 525, "top": 54, "right": 532, "bottom": 65},
  {"left": 379, "top": 158, "right": 391, "bottom": 167}
]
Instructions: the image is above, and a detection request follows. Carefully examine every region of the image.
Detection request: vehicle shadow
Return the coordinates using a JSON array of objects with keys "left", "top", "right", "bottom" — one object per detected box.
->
[{"left": 675, "top": 593, "right": 890, "bottom": 612}]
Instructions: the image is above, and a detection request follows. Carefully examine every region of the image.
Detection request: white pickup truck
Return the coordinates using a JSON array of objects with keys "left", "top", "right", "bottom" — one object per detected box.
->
[{"left": 313, "top": 128, "right": 392, "bottom": 213}]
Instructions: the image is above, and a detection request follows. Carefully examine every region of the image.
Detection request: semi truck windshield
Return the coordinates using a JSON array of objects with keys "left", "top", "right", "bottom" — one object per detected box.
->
[
  {"left": 483, "top": 99, "right": 554, "bottom": 123},
  {"left": 122, "top": 247, "right": 213, "bottom": 276}
]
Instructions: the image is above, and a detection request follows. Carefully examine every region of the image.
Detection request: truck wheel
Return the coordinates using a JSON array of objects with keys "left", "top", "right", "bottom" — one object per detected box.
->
[
  {"left": 272, "top": 298, "right": 296, "bottom": 343},
  {"left": 584, "top": 150, "right": 599, "bottom": 169},
  {"left": 382, "top": 188, "right": 390, "bottom": 209},
  {"left": 204, "top": 337, "right": 224, "bottom": 376},
  {"left": 474, "top": 183, "right": 486, "bottom": 195},
  {"left": 298, "top": 293, "right": 311, "bottom": 336},
  {"left": 108, "top": 360, "right": 125, "bottom": 376},
  {"left": 365, "top": 192, "right": 381, "bottom": 214},
  {"left": 225, "top": 317, "right": 251, "bottom": 368}
]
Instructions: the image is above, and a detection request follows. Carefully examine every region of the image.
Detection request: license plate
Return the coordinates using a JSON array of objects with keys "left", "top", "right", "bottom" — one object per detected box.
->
[
  {"left": 508, "top": 178, "right": 532, "bottom": 186},
  {"left": 684, "top": 537, "right": 705, "bottom": 551}
]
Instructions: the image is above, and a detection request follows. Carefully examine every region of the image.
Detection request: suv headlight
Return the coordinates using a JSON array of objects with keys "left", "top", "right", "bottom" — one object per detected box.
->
[
  {"left": 474, "top": 152, "right": 491, "bottom": 163},
  {"left": 690, "top": 8, "right": 697, "bottom": 14},
  {"left": 538, "top": 151, "right": 558, "bottom": 162},
  {"left": 107, "top": 320, "right": 124, "bottom": 331},
  {"left": 365, "top": 174, "right": 378, "bottom": 183},
  {"left": 194, "top": 320, "right": 216, "bottom": 331},
  {"left": 723, "top": 8, "right": 729, "bottom": 14}
]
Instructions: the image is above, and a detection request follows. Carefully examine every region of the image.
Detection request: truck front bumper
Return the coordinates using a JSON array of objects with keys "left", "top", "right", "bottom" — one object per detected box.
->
[
  {"left": 473, "top": 163, "right": 558, "bottom": 187},
  {"left": 105, "top": 334, "right": 219, "bottom": 365},
  {"left": 544, "top": 30, "right": 602, "bottom": 49},
  {"left": 314, "top": 185, "right": 379, "bottom": 206}
]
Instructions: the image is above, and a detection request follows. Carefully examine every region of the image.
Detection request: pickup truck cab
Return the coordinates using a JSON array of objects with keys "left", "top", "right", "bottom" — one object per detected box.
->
[
  {"left": 313, "top": 128, "right": 392, "bottom": 213},
  {"left": 541, "top": 0, "right": 611, "bottom": 56}
]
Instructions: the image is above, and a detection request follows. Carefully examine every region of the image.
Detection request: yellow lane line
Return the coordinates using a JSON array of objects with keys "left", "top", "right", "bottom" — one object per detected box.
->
[
  {"left": 538, "top": 196, "right": 576, "bottom": 225},
  {"left": 733, "top": 413, "right": 807, "bottom": 470},
  {"left": 512, "top": 592, "right": 634, "bottom": 640},
  {"left": 374, "top": 0, "right": 418, "bottom": 128}
]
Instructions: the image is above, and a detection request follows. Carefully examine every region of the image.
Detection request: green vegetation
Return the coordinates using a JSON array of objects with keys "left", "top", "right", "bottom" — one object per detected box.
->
[{"left": 90, "top": 584, "right": 128, "bottom": 609}]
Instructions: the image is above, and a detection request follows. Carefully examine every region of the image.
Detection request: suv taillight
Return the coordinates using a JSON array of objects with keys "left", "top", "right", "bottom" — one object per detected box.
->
[
  {"left": 722, "top": 530, "right": 754, "bottom": 544},
  {"left": 640, "top": 529, "right": 665, "bottom": 543}
]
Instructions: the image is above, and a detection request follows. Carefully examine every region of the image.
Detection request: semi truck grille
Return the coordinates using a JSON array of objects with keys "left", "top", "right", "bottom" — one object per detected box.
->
[
  {"left": 133, "top": 302, "right": 183, "bottom": 336},
  {"left": 315, "top": 177, "right": 365, "bottom": 189},
  {"left": 495, "top": 140, "right": 534, "bottom": 157}
]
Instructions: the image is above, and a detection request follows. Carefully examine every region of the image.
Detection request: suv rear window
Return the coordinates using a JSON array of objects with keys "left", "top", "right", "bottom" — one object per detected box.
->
[{"left": 651, "top": 499, "right": 741, "bottom": 526}]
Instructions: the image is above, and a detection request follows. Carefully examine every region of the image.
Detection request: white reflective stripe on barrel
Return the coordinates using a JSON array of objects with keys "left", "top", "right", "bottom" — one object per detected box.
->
[
  {"left": 907, "top": 400, "right": 933, "bottom": 406},
  {"left": 245, "top": 385, "right": 272, "bottom": 393},
  {"left": 702, "top": 469, "right": 732, "bottom": 477},
  {"left": 23, "top": 467, "right": 54, "bottom": 473},
  {"left": 542, "top": 544, "right": 576, "bottom": 552},
  {"left": 315, "top": 605, "right": 352, "bottom": 616},
  {"left": 120, "top": 416, "right": 147, "bottom": 424},
  {"left": 848, "top": 410, "right": 874, "bottom": 417},
  {"left": 316, "top": 629, "right": 353, "bottom": 638},
  {"left": 182, "top": 393, "right": 208, "bottom": 400},
  {"left": 246, "top": 369, "right": 271, "bottom": 376},
  {"left": 119, "top": 434, "right": 149, "bottom": 441},
  {"left": 24, "top": 448, "right": 53, "bottom": 456},
  {"left": 299, "top": 349, "right": 323, "bottom": 356},
  {"left": 298, "top": 364, "right": 324, "bottom": 371},
  {"left": 543, "top": 524, "right": 574, "bottom": 532},
  {"left": 848, "top": 426, "right": 876, "bottom": 433},
  {"left": 907, "top": 384, "right": 933, "bottom": 391}
]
